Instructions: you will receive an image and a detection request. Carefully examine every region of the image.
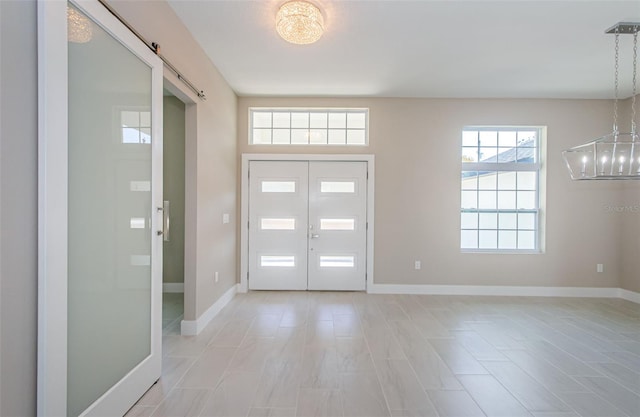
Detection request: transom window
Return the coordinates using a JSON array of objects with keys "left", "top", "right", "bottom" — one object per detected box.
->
[
  {"left": 250, "top": 108, "right": 368, "bottom": 145},
  {"left": 461, "top": 127, "right": 543, "bottom": 252}
]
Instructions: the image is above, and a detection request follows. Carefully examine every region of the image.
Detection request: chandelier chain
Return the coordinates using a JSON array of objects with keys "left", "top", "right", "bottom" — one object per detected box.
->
[
  {"left": 632, "top": 31, "right": 638, "bottom": 135},
  {"left": 614, "top": 30, "right": 620, "bottom": 135}
]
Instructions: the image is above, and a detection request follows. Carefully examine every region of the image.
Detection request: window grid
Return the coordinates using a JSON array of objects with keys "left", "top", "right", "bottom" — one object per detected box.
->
[
  {"left": 461, "top": 127, "right": 541, "bottom": 253},
  {"left": 250, "top": 108, "right": 368, "bottom": 145},
  {"left": 461, "top": 209, "right": 538, "bottom": 250}
]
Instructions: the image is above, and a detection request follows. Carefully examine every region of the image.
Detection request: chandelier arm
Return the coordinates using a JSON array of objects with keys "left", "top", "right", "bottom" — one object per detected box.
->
[
  {"left": 631, "top": 31, "right": 638, "bottom": 175},
  {"left": 610, "top": 142, "right": 618, "bottom": 176}
]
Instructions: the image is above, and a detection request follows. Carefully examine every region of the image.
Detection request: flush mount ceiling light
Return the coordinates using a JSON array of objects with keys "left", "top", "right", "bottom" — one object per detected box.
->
[
  {"left": 67, "top": 5, "right": 93, "bottom": 44},
  {"left": 276, "top": 1, "right": 324, "bottom": 45},
  {"left": 563, "top": 22, "right": 640, "bottom": 180}
]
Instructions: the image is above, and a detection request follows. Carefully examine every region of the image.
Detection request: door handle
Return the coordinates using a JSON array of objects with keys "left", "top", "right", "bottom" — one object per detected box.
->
[
  {"left": 310, "top": 234, "right": 320, "bottom": 239},
  {"left": 163, "top": 200, "right": 170, "bottom": 242}
]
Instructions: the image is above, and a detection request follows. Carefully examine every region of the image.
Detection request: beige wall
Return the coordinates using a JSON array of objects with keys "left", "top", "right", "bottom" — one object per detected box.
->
[
  {"left": 108, "top": 0, "right": 238, "bottom": 320},
  {"left": 0, "top": 1, "right": 38, "bottom": 415},
  {"left": 619, "top": 95, "right": 640, "bottom": 293},
  {"left": 238, "top": 97, "right": 629, "bottom": 288},
  {"left": 619, "top": 181, "right": 640, "bottom": 293},
  {"left": 163, "top": 95, "right": 186, "bottom": 285}
]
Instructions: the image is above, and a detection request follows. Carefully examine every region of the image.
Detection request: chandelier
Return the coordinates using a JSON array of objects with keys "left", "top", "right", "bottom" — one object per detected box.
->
[
  {"left": 67, "top": 5, "right": 93, "bottom": 44},
  {"left": 276, "top": 1, "right": 324, "bottom": 45},
  {"left": 562, "top": 23, "right": 640, "bottom": 180}
]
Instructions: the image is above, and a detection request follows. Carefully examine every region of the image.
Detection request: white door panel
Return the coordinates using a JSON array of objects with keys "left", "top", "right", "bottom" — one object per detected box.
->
[
  {"left": 248, "top": 161, "right": 308, "bottom": 290},
  {"left": 247, "top": 161, "right": 367, "bottom": 291},
  {"left": 308, "top": 162, "right": 367, "bottom": 290}
]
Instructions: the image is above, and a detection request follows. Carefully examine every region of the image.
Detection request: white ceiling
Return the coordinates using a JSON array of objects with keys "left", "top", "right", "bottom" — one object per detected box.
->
[{"left": 167, "top": 0, "right": 640, "bottom": 99}]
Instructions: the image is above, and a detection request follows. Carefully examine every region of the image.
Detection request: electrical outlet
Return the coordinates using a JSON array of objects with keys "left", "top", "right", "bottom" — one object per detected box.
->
[
  {"left": 597, "top": 264, "right": 604, "bottom": 273},
  {"left": 215, "top": 271, "right": 219, "bottom": 282},
  {"left": 222, "top": 213, "right": 230, "bottom": 224},
  {"left": 415, "top": 261, "right": 421, "bottom": 270}
]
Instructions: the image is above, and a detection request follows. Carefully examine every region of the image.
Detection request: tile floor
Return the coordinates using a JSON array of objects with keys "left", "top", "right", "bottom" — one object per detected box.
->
[{"left": 126, "top": 292, "right": 640, "bottom": 417}]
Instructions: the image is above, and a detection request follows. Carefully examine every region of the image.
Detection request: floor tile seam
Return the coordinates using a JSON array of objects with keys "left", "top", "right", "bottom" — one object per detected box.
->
[
  {"left": 367, "top": 329, "right": 445, "bottom": 417},
  {"left": 359, "top": 325, "right": 396, "bottom": 416},
  {"left": 538, "top": 336, "right": 614, "bottom": 373},
  {"left": 148, "top": 386, "right": 214, "bottom": 417},
  {"left": 589, "top": 363, "right": 640, "bottom": 395},
  {"left": 560, "top": 386, "right": 638, "bottom": 417},
  {"left": 162, "top": 314, "right": 184, "bottom": 332},
  {"left": 193, "top": 387, "right": 216, "bottom": 417},
  {"left": 360, "top": 304, "right": 405, "bottom": 358},
  {"left": 552, "top": 322, "right": 632, "bottom": 354},
  {"left": 391, "top": 316, "right": 462, "bottom": 385},
  {"left": 423, "top": 332, "right": 491, "bottom": 376},
  {"left": 496, "top": 348, "right": 593, "bottom": 392},
  {"left": 210, "top": 315, "right": 257, "bottom": 349},
  {"left": 132, "top": 399, "right": 161, "bottom": 417},
  {"left": 218, "top": 317, "right": 273, "bottom": 393},
  {"left": 559, "top": 317, "right": 637, "bottom": 343},
  {"left": 479, "top": 359, "right": 583, "bottom": 416},
  {"left": 171, "top": 345, "right": 213, "bottom": 390},
  {"left": 160, "top": 356, "right": 200, "bottom": 398},
  {"left": 458, "top": 368, "right": 542, "bottom": 417},
  {"left": 283, "top": 302, "right": 313, "bottom": 416}
]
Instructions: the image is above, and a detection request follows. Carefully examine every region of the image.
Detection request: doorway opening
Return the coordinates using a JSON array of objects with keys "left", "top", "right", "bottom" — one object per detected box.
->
[
  {"left": 161, "top": 88, "right": 186, "bottom": 333},
  {"left": 161, "top": 76, "right": 197, "bottom": 335}
]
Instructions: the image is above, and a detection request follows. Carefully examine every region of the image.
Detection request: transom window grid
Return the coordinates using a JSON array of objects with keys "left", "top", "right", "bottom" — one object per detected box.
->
[
  {"left": 250, "top": 108, "right": 368, "bottom": 145},
  {"left": 461, "top": 127, "right": 541, "bottom": 253}
]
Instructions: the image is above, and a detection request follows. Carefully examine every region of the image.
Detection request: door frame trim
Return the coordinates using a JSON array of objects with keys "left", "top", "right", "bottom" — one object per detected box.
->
[{"left": 240, "top": 154, "right": 375, "bottom": 293}]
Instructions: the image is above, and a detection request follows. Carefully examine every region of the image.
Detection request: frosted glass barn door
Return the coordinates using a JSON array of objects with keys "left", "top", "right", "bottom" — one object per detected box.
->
[{"left": 38, "top": 1, "right": 163, "bottom": 416}]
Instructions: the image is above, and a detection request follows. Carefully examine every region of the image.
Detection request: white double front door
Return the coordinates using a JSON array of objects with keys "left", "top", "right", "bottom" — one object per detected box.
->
[{"left": 248, "top": 161, "right": 368, "bottom": 291}]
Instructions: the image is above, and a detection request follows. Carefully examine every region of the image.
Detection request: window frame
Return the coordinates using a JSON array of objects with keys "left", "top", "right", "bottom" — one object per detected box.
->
[
  {"left": 248, "top": 107, "right": 369, "bottom": 146},
  {"left": 460, "top": 126, "right": 543, "bottom": 254}
]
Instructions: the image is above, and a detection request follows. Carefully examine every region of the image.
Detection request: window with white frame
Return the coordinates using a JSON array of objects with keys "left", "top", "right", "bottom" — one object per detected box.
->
[
  {"left": 461, "top": 127, "right": 542, "bottom": 252},
  {"left": 249, "top": 108, "right": 368, "bottom": 145}
]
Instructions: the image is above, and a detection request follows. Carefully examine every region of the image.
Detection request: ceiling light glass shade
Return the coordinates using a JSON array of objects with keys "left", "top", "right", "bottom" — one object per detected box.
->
[
  {"left": 562, "top": 132, "right": 640, "bottom": 180},
  {"left": 68, "top": 5, "right": 93, "bottom": 44},
  {"left": 276, "top": 1, "right": 324, "bottom": 45}
]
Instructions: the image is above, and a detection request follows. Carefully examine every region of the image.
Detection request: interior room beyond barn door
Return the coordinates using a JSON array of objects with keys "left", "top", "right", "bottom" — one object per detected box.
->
[{"left": 162, "top": 93, "right": 186, "bottom": 324}]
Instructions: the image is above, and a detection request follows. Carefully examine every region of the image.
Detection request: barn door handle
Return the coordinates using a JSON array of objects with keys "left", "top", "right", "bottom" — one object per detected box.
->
[{"left": 162, "top": 200, "right": 170, "bottom": 241}]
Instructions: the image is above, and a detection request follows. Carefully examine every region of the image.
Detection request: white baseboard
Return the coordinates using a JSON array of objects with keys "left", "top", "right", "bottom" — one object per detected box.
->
[
  {"left": 367, "top": 284, "right": 625, "bottom": 298},
  {"left": 619, "top": 288, "right": 640, "bottom": 303},
  {"left": 163, "top": 283, "right": 184, "bottom": 293},
  {"left": 180, "top": 284, "right": 238, "bottom": 336}
]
